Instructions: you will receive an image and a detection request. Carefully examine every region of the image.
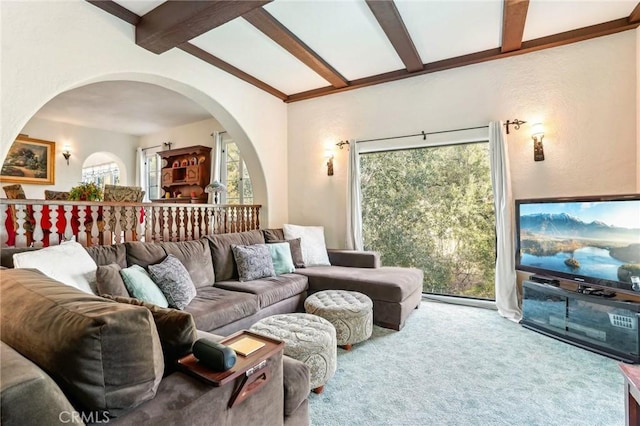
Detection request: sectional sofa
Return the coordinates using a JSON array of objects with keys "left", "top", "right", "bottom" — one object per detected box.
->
[{"left": 0, "top": 228, "right": 423, "bottom": 425}]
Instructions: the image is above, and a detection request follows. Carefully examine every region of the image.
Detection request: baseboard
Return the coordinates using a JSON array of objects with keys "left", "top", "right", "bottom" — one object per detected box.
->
[{"left": 422, "top": 294, "right": 497, "bottom": 310}]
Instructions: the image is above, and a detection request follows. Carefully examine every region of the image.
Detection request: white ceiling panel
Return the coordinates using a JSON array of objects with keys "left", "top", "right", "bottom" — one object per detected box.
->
[
  {"left": 113, "top": 0, "right": 163, "bottom": 16},
  {"left": 523, "top": 0, "right": 637, "bottom": 41},
  {"left": 191, "top": 17, "right": 330, "bottom": 94},
  {"left": 265, "top": 0, "right": 405, "bottom": 81},
  {"left": 396, "top": 0, "right": 503, "bottom": 64}
]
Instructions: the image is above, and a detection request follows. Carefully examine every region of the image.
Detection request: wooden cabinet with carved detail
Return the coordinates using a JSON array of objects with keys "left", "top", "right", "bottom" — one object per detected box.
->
[{"left": 156, "top": 145, "right": 211, "bottom": 203}]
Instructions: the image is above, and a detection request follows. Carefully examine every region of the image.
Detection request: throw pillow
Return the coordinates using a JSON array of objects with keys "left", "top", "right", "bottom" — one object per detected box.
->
[
  {"left": 12, "top": 241, "right": 98, "bottom": 294},
  {"left": 283, "top": 224, "right": 331, "bottom": 267},
  {"left": 267, "top": 238, "right": 305, "bottom": 268},
  {"left": 148, "top": 255, "right": 197, "bottom": 310},
  {"left": 96, "top": 263, "right": 129, "bottom": 297},
  {"left": 101, "top": 294, "right": 198, "bottom": 370},
  {"left": 267, "top": 242, "right": 295, "bottom": 275},
  {"left": 231, "top": 244, "right": 276, "bottom": 282},
  {"left": 120, "top": 265, "right": 169, "bottom": 308}
]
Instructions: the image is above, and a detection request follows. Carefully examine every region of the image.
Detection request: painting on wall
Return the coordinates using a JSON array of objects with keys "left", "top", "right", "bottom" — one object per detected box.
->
[{"left": 0, "top": 134, "right": 55, "bottom": 185}]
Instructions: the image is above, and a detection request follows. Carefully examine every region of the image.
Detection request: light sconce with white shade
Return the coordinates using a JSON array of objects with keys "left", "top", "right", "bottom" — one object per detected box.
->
[
  {"left": 62, "top": 145, "right": 71, "bottom": 165},
  {"left": 325, "top": 148, "right": 335, "bottom": 176},
  {"left": 531, "top": 123, "right": 545, "bottom": 162}
]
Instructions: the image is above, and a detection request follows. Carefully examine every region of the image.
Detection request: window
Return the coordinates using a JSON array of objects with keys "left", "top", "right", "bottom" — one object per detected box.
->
[
  {"left": 81, "top": 162, "right": 119, "bottom": 189},
  {"left": 220, "top": 138, "right": 253, "bottom": 204},
  {"left": 360, "top": 142, "right": 496, "bottom": 299}
]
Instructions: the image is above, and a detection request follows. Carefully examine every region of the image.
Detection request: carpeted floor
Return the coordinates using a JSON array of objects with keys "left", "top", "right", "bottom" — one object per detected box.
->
[{"left": 308, "top": 299, "right": 624, "bottom": 426}]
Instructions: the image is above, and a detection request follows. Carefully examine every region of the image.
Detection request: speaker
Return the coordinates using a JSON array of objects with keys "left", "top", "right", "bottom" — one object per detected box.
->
[{"left": 192, "top": 339, "right": 237, "bottom": 372}]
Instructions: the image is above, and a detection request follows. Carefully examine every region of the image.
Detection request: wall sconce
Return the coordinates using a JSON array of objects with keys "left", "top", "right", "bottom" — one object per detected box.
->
[
  {"left": 531, "top": 123, "right": 545, "bottom": 162},
  {"left": 62, "top": 145, "right": 71, "bottom": 165},
  {"left": 325, "top": 149, "right": 334, "bottom": 176}
]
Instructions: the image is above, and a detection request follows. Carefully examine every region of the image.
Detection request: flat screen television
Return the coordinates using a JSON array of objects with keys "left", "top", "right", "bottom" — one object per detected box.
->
[{"left": 515, "top": 194, "right": 640, "bottom": 294}]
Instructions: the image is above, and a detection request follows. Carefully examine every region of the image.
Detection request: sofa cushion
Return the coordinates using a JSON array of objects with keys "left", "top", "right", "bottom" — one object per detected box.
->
[
  {"left": 205, "top": 230, "right": 265, "bottom": 282},
  {"left": 0, "top": 269, "right": 164, "bottom": 417},
  {"left": 262, "top": 228, "right": 285, "bottom": 241},
  {"left": 232, "top": 244, "right": 276, "bottom": 282},
  {"left": 101, "top": 295, "right": 198, "bottom": 369},
  {"left": 85, "top": 243, "right": 127, "bottom": 268},
  {"left": 12, "top": 241, "right": 97, "bottom": 294},
  {"left": 160, "top": 240, "right": 215, "bottom": 288},
  {"left": 125, "top": 242, "right": 166, "bottom": 268},
  {"left": 215, "top": 274, "right": 308, "bottom": 308},
  {"left": 148, "top": 254, "right": 197, "bottom": 310},
  {"left": 96, "top": 263, "right": 129, "bottom": 297},
  {"left": 297, "top": 266, "right": 424, "bottom": 303},
  {"left": 184, "top": 287, "right": 260, "bottom": 332},
  {"left": 121, "top": 265, "right": 169, "bottom": 308},
  {"left": 283, "top": 224, "right": 331, "bottom": 267}
]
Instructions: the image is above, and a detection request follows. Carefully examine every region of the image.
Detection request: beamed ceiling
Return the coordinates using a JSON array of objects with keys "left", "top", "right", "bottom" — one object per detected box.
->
[{"left": 88, "top": 0, "right": 640, "bottom": 103}]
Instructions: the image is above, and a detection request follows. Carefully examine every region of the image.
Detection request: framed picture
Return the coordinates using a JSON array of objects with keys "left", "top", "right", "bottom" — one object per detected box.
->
[{"left": 0, "top": 134, "right": 55, "bottom": 185}]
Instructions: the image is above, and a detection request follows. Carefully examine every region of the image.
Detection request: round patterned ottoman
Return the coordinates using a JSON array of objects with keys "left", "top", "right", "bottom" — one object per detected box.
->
[
  {"left": 250, "top": 313, "right": 337, "bottom": 394},
  {"left": 304, "top": 290, "right": 373, "bottom": 350}
]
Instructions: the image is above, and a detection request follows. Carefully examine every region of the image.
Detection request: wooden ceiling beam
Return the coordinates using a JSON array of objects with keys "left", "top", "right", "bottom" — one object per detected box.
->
[
  {"left": 629, "top": 3, "right": 640, "bottom": 23},
  {"left": 86, "top": 0, "right": 140, "bottom": 25},
  {"left": 136, "top": 1, "right": 271, "bottom": 54},
  {"left": 286, "top": 18, "right": 639, "bottom": 103},
  {"left": 501, "top": 0, "right": 529, "bottom": 53},
  {"left": 243, "top": 8, "right": 348, "bottom": 88},
  {"left": 178, "top": 43, "right": 287, "bottom": 100},
  {"left": 365, "top": 0, "right": 423, "bottom": 72}
]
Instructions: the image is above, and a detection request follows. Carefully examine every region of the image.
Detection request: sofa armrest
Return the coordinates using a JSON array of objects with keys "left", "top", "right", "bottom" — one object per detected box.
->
[
  {"left": 327, "top": 249, "right": 380, "bottom": 268},
  {"left": 0, "top": 342, "right": 83, "bottom": 425},
  {"left": 282, "top": 356, "right": 310, "bottom": 416}
]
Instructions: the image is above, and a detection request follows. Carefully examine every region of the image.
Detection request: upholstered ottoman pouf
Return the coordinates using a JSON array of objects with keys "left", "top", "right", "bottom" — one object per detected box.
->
[
  {"left": 304, "top": 290, "right": 373, "bottom": 350},
  {"left": 250, "top": 313, "right": 336, "bottom": 393}
]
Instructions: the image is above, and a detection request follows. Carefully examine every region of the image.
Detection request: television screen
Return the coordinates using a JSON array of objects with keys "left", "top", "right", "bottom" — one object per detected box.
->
[{"left": 515, "top": 194, "right": 640, "bottom": 292}]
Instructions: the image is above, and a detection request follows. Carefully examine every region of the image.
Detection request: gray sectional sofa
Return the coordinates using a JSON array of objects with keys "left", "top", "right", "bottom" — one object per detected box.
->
[{"left": 0, "top": 228, "right": 423, "bottom": 425}]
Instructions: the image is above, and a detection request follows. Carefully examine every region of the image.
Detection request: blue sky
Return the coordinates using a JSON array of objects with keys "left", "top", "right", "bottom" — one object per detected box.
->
[{"left": 519, "top": 199, "right": 640, "bottom": 230}]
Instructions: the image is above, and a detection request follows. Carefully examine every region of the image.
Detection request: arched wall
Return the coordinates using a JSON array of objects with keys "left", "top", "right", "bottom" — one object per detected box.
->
[{"left": 1, "top": 1, "right": 288, "bottom": 226}]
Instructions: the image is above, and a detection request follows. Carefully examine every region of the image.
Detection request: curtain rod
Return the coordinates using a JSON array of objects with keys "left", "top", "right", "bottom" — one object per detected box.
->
[
  {"left": 336, "top": 119, "right": 525, "bottom": 148},
  {"left": 141, "top": 144, "right": 162, "bottom": 151}
]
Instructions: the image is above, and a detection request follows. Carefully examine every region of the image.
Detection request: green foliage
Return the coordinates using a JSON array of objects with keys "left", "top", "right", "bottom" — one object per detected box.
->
[
  {"left": 68, "top": 182, "right": 103, "bottom": 201},
  {"left": 360, "top": 143, "right": 496, "bottom": 299}
]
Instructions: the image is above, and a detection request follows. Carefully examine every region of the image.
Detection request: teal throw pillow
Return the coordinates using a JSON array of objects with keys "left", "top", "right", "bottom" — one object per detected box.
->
[
  {"left": 120, "top": 264, "right": 169, "bottom": 308},
  {"left": 268, "top": 242, "right": 295, "bottom": 275}
]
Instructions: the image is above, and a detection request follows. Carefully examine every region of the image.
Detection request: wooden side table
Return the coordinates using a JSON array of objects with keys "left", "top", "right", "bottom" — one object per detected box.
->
[
  {"left": 178, "top": 330, "right": 284, "bottom": 408},
  {"left": 620, "top": 363, "right": 640, "bottom": 426}
]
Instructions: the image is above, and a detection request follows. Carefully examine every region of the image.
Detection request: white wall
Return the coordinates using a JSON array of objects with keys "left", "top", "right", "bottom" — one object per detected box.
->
[
  {"left": 139, "top": 118, "right": 224, "bottom": 151},
  {"left": 9, "top": 117, "right": 137, "bottom": 199},
  {"left": 288, "top": 31, "right": 638, "bottom": 248},
  {"left": 0, "top": 1, "right": 288, "bottom": 227}
]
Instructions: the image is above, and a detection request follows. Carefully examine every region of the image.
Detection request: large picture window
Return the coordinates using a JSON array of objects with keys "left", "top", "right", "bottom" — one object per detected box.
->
[
  {"left": 360, "top": 142, "right": 496, "bottom": 299},
  {"left": 220, "top": 138, "right": 253, "bottom": 204},
  {"left": 81, "top": 162, "right": 120, "bottom": 189}
]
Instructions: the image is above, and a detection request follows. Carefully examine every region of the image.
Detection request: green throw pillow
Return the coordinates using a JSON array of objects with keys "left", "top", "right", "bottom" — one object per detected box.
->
[
  {"left": 268, "top": 242, "right": 295, "bottom": 275},
  {"left": 120, "top": 265, "right": 169, "bottom": 308}
]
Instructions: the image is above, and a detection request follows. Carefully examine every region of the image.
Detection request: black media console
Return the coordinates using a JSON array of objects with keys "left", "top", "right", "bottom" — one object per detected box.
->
[{"left": 521, "top": 280, "right": 640, "bottom": 363}]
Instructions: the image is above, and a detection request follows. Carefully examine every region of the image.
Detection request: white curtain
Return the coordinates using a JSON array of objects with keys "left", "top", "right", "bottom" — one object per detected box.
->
[
  {"left": 135, "top": 147, "right": 150, "bottom": 201},
  {"left": 489, "top": 121, "right": 521, "bottom": 321},
  {"left": 346, "top": 140, "right": 363, "bottom": 251}
]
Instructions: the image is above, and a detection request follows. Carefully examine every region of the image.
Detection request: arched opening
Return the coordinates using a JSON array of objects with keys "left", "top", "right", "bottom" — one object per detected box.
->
[
  {"left": 82, "top": 152, "right": 127, "bottom": 189},
  {"left": 1, "top": 73, "right": 269, "bottom": 224}
]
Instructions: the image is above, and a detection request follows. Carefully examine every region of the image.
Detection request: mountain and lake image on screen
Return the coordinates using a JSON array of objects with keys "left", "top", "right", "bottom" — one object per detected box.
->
[{"left": 517, "top": 198, "right": 640, "bottom": 287}]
